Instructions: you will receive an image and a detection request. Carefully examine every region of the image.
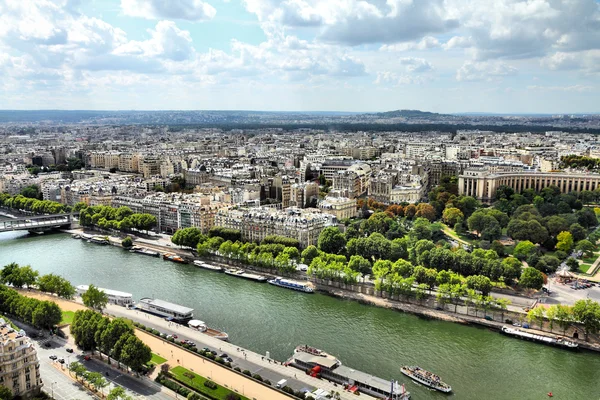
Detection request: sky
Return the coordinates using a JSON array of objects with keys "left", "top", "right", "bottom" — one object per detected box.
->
[{"left": 0, "top": 0, "right": 599, "bottom": 113}]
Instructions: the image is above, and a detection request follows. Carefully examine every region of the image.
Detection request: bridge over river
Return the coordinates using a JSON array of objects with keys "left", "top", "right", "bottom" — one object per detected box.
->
[{"left": 0, "top": 213, "right": 74, "bottom": 233}]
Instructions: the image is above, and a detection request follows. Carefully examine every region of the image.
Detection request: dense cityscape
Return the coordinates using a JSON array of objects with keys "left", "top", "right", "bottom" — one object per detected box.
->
[{"left": 2, "top": 0, "right": 600, "bottom": 399}]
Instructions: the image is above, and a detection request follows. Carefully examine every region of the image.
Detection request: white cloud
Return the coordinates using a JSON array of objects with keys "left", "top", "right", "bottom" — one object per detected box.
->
[
  {"left": 374, "top": 71, "right": 424, "bottom": 86},
  {"left": 115, "top": 21, "right": 194, "bottom": 61},
  {"left": 442, "top": 36, "right": 473, "bottom": 50},
  {"left": 398, "top": 57, "right": 433, "bottom": 73},
  {"left": 120, "top": 0, "right": 216, "bottom": 22},
  {"left": 456, "top": 60, "right": 517, "bottom": 81},
  {"left": 380, "top": 36, "right": 440, "bottom": 52},
  {"left": 527, "top": 85, "right": 594, "bottom": 93},
  {"left": 541, "top": 50, "right": 600, "bottom": 74}
]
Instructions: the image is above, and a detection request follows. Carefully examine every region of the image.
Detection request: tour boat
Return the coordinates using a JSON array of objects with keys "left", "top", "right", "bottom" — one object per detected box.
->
[
  {"left": 224, "top": 268, "right": 268, "bottom": 282},
  {"left": 400, "top": 366, "right": 452, "bottom": 393},
  {"left": 268, "top": 277, "right": 314, "bottom": 293},
  {"left": 163, "top": 253, "right": 187, "bottom": 264},
  {"left": 193, "top": 260, "right": 224, "bottom": 272},
  {"left": 137, "top": 297, "right": 194, "bottom": 323},
  {"left": 289, "top": 346, "right": 409, "bottom": 399},
  {"left": 188, "top": 319, "right": 229, "bottom": 341},
  {"left": 500, "top": 326, "right": 579, "bottom": 350}
]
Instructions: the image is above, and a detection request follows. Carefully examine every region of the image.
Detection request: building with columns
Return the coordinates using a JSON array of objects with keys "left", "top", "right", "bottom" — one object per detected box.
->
[{"left": 459, "top": 169, "right": 600, "bottom": 202}]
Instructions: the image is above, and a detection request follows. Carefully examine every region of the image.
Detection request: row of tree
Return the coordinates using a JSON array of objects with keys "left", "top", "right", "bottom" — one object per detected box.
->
[
  {"left": 69, "top": 361, "right": 135, "bottom": 399},
  {"left": 527, "top": 299, "right": 600, "bottom": 340},
  {"left": 70, "top": 310, "right": 152, "bottom": 372},
  {"left": 0, "top": 285, "right": 62, "bottom": 329},
  {"left": 77, "top": 204, "right": 157, "bottom": 233},
  {"left": 0, "top": 193, "right": 69, "bottom": 214},
  {"left": 1, "top": 262, "right": 76, "bottom": 298}
]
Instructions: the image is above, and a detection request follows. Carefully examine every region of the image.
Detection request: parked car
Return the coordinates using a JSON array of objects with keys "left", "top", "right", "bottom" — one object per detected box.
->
[
  {"left": 66, "top": 348, "right": 74, "bottom": 353},
  {"left": 49, "top": 355, "right": 57, "bottom": 360},
  {"left": 58, "top": 358, "right": 65, "bottom": 364},
  {"left": 219, "top": 353, "right": 229, "bottom": 359}
]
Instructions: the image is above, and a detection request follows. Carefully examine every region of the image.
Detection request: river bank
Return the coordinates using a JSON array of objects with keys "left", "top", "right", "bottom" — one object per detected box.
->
[{"left": 61, "top": 226, "right": 600, "bottom": 352}]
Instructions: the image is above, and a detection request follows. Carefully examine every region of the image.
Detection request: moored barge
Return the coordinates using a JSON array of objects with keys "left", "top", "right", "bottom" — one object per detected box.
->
[{"left": 501, "top": 326, "right": 578, "bottom": 350}]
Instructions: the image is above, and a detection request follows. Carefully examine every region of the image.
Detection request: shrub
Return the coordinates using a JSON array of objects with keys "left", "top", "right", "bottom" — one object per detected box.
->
[
  {"left": 215, "top": 356, "right": 224, "bottom": 364},
  {"left": 242, "top": 370, "right": 252, "bottom": 376},
  {"left": 282, "top": 386, "right": 295, "bottom": 394},
  {"left": 203, "top": 380, "right": 217, "bottom": 390},
  {"left": 263, "top": 379, "right": 271, "bottom": 386},
  {"left": 233, "top": 367, "right": 242, "bottom": 372},
  {"left": 252, "top": 374, "right": 263, "bottom": 381},
  {"left": 178, "top": 387, "right": 190, "bottom": 397},
  {"left": 225, "top": 394, "right": 241, "bottom": 400}
]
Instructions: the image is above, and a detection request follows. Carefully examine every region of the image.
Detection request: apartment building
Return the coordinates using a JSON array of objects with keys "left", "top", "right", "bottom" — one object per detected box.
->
[
  {"left": 214, "top": 207, "right": 336, "bottom": 248},
  {"left": 0, "top": 320, "right": 42, "bottom": 399},
  {"left": 332, "top": 163, "right": 371, "bottom": 199},
  {"left": 318, "top": 196, "right": 357, "bottom": 220}
]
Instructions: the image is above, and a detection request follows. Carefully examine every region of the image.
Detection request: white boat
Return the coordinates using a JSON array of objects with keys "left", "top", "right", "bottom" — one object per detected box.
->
[
  {"left": 268, "top": 277, "right": 314, "bottom": 293},
  {"left": 401, "top": 366, "right": 452, "bottom": 393},
  {"left": 137, "top": 298, "right": 194, "bottom": 323},
  {"left": 501, "top": 326, "right": 578, "bottom": 350},
  {"left": 224, "top": 268, "right": 268, "bottom": 282},
  {"left": 76, "top": 285, "right": 134, "bottom": 307},
  {"left": 193, "top": 260, "right": 224, "bottom": 272},
  {"left": 188, "top": 319, "right": 229, "bottom": 341}
]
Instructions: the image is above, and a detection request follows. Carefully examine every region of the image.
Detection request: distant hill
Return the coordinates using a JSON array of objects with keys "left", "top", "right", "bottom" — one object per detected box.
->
[{"left": 370, "top": 109, "right": 452, "bottom": 119}]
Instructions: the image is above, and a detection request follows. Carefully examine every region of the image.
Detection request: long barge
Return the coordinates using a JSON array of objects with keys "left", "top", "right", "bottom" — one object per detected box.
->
[
  {"left": 130, "top": 246, "right": 160, "bottom": 257},
  {"left": 288, "top": 345, "right": 410, "bottom": 399},
  {"left": 137, "top": 297, "right": 194, "bottom": 323},
  {"left": 268, "top": 277, "right": 314, "bottom": 293},
  {"left": 76, "top": 285, "right": 134, "bottom": 307},
  {"left": 501, "top": 326, "right": 579, "bottom": 350},
  {"left": 224, "top": 268, "right": 268, "bottom": 282},
  {"left": 193, "top": 260, "right": 224, "bottom": 272}
]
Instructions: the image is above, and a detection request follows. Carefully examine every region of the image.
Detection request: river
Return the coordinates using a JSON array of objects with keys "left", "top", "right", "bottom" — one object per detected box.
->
[{"left": 0, "top": 230, "right": 598, "bottom": 399}]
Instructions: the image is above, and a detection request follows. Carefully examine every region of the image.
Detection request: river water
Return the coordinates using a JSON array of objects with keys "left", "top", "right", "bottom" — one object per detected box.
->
[{"left": 0, "top": 230, "right": 598, "bottom": 400}]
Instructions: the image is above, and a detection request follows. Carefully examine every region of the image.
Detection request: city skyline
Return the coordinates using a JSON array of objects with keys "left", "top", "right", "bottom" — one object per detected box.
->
[{"left": 0, "top": 0, "right": 599, "bottom": 113}]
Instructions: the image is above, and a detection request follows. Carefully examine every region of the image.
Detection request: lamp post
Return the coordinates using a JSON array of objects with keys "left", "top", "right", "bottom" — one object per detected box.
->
[{"left": 51, "top": 381, "right": 57, "bottom": 399}]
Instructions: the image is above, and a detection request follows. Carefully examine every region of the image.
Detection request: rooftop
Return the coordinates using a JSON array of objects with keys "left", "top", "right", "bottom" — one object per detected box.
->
[{"left": 139, "top": 297, "right": 194, "bottom": 315}]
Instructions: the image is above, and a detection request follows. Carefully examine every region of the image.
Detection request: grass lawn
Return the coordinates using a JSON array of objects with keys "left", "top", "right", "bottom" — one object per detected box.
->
[
  {"left": 149, "top": 353, "right": 167, "bottom": 365},
  {"left": 582, "top": 255, "right": 599, "bottom": 265},
  {"left": 579, "top": 264, "right": 593, "bottom": 274},
  {"left": 170, "top": 366, "right": 250, "bottom": 400},
  {"left": 61, "top": 311, "right": 75, "bottom": 325}
]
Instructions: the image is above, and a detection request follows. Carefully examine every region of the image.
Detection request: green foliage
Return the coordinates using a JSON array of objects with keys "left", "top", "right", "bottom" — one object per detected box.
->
[
  {"left": 172, "top": 227, "right": 205, "bottom": 248},
  {"left": 107, "top": 386, "right": 134, "bottom": 400},
  {"left": 519, "top": 268, "right": 544, "bottom": 290},
  {"left": 556, "top": 231, "right": 574, "bottom": 253},
  {"left": 317, "top": 227, "right": 347, "bottom": 254},
  {"left": 465, "top": 275, "right": 493, "bottom": 296},
  {"left": 513, "top": 241, "right": 536, "bottom": 260},
  {"left": 37, "top": 273, "right": 76, "bottom": 299},
  {"left": 121, "top": 236, "right": 133, "bottom": 248},
  {"left": 261, "top": 235, "right": 300, "bottom": 249},
  {"left": 0, "top": 285, "right": 62, "bottom": 329},
  {"left": 0, "top": 262, "right": 38, "bottom": 288},
  {"left": 82, "top": 284, "right": 109, "bottom": 311},
  {"left": 78, "top": 204, "right": 156, "bottom": 233},
  {"left": 0, "top": 193, "right": 68, "bottom": 214},
  {"left": 572, "top": 299, "right": 600, "bottom": 338},
  {"left": 208, "top": 227, "right": 242, "bottom": 242},
  {"left": 20, "top": 184, "right": 41, "bottom": 199},
  {"left": 301, "top": 245, "right": 319, "bottom": 265}
]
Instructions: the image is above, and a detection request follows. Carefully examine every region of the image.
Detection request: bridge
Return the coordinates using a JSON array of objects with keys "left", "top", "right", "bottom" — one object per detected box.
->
[{"left": 0, "top": 214, "right": 74, "bottom": 234}]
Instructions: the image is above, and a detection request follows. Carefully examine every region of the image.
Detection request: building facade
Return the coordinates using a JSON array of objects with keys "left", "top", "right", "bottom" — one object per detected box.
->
[
  {"left": 459, "top": 169, "right": 600, "bottom": 202},
  {"left": 0, "top": 320, "right": 42, "bottom": 399}
]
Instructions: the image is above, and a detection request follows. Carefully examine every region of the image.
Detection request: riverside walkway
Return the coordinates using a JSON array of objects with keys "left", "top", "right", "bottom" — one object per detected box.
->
[{"left": 20, "top": 291, "right": 379, "bottom": 400}]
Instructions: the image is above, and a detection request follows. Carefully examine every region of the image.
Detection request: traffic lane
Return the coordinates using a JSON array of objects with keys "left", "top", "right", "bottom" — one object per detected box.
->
[
  {"left": 84, "top": 358, "right": 171, "bottom": 400},
  {"left": 39, "top": 362, "right": 96, "bottom": 400},
  {"left": 109, "top": 308, "right": 310, "bottom": 392}
]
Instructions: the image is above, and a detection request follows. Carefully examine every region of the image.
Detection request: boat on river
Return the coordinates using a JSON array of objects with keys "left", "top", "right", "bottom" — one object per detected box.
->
[
  {"left": 193, "top": 260, "right": 223, "bottom": 272},
  {"left": 163, "top": 253, "right": 187, "bottom": 264},
  {"left": 224, "top": 268, "right": 268, "bottom": 282},
  {"left": 130, "top": 246, "right": 160, "bottom": 257},
  {"left": 288, "top": 347, "right": 410, "bottom": 399},
  {"left": 269, "top": 277, "right": 314, "bottom": 293},
  {"left": 188, "top": 319, "right": 229, "bottom": 341},
  {"left": 400, "top": 366, "right": 452, "bottom": 393},
  {"left": 137, "top": 297, "right": 194, "bottom": 323},
  {"left": 501, "top": 326, "right": 579, "bottom": 350}
]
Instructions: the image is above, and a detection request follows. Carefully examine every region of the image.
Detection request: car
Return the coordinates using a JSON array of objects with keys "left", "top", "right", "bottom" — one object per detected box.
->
[
  {"left": 49, "top": 355, "right": 57, "bottom": 360},
  {"left": 210, "top": 350, "right": 217, "bottom": 356},
  {"left": 44, "top": 342, "right": 51, "bottom": 347},
  {"left": 66, "top": 348, "right": 74, "bottom": 353},
  {"left": 219, "top": 353, "right": 229, "bottom": 359},
  {"left": 225, "top": 357, "right": 233, "bottom": 363},
  {"left": 58, "top": 358, "right": 65, "bottom": 364},
  {"left": 202, "top": 347, "right": 210, "bottom": 353}
]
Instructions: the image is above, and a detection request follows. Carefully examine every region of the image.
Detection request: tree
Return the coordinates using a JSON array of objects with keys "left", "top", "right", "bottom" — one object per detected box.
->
[
  {"left": 501, "top": 257, "right": 522, "bottom": 284},
  {"left": 372, "top": 260, "right": 392, "bottom": 290},
  {"left": 121, "top": 237, "right": 133, "bottom": 248},
  {"left": 556, "top": 231, "right": 574, "bottom": 253},
  {"left": 410, "top": 218, "right": 432, "bottom": 241},
  {"left": 527, "top": 307, "right": 546, "bottom": 330},
  {"left": 545, "top": 216, "right": 569, "bottom": 237},
  {"left": 513, "top": 241, "right": 536, "bottom": 260},
  {"left": 569, "top": 223, "right": 587, "bottom": 242},
  {"left": 108, "top": 387, "right": 134, "bottom": 400},
  {"left": 572, "top": 299, "right": 600, "bottom": 340},
  {"left": 69, "top": 362, "right": 87, "bottom": 381},
  {"left": 576, "top": 239, "right": 596, "bottom": 258},
  {"left": 566, "top": 257, "right": 580, "bottom": 273},
  {"left": 116, "top": 334, "right": 152, "bottom": 372},
  {"left": 20, "top": 184, "right": 41, "bottom": 199},
  {"left": 0, "top": 386, "right": 11, "bottom": 400},
  {"left": 442, "top": 207, "right": 464, "bottom": 226},
  {"left": 100, "top": 319, "right": 134, "bottom": 361},
  {"left": 348, "top": 255, "right": 372, "bottom": 275},
  {"left": 31, "top": 301, "right": 62, "bottom": 329},
  {"left": 554, "top": 304, "right": 574, "bottom": 335},
  {"left": 519, "top": 268, "right": 544, "bottom": 290},
  {"left": 465, "top": 275, "right": 492, "bottom": 296},
  {"left": 415, "top": 203, "right": 436, "bottom": 222},
  {"left": 317, "top": 227, "right": 347, "bottom": 254},
  {"left": 467, "top": 210, "right": 487, "bottom": 237},
  {"left": 301, "top": 245, "right": 319, "bottom": 265},
  {"left": 82, "top": 284, "right": 109, "bottom": 311}
]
